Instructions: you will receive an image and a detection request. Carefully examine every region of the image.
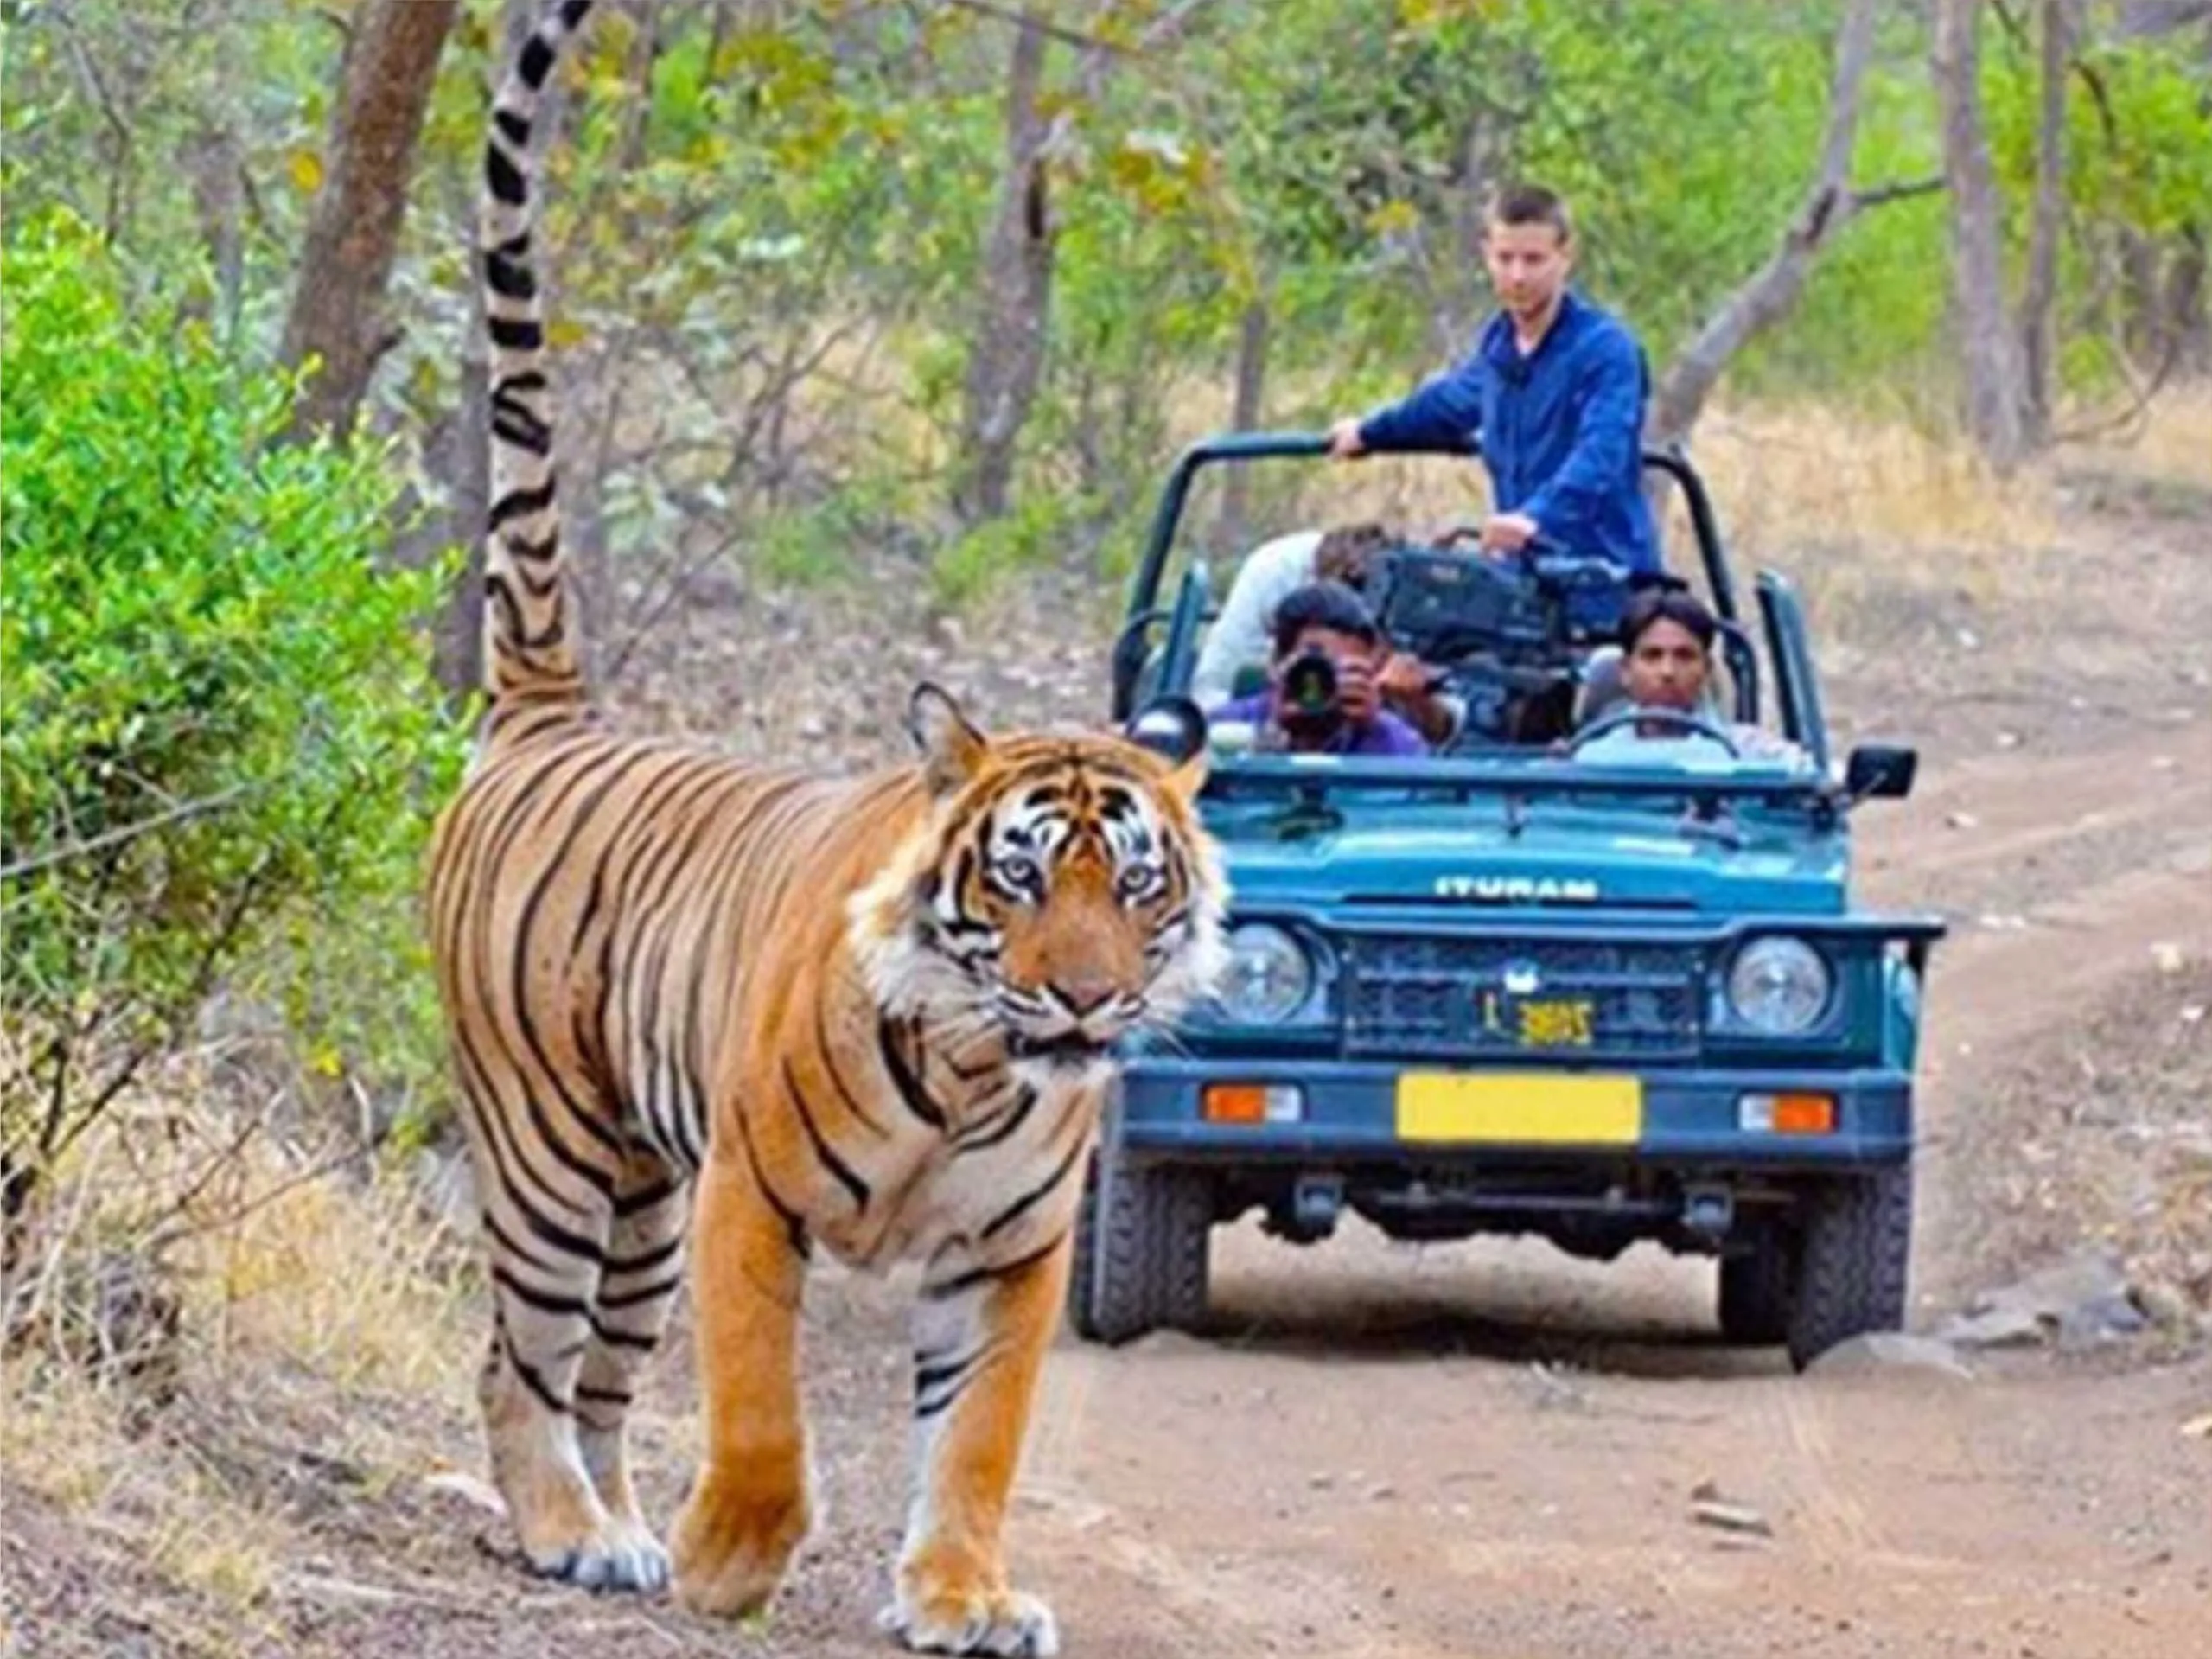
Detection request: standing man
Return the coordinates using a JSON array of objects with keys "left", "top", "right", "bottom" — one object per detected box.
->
[{"left": 1327, "top": 184, "right": 1661, "bottom": 582}]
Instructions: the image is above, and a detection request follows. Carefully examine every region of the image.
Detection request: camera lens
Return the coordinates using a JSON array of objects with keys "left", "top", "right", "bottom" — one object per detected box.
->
[{"left": 1283, "top": 648, "right": 1337, "bottom": 716}]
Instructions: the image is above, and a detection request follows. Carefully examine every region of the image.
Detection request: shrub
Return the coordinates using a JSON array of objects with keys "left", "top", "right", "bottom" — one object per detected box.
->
[{"left": 0, "top": 210, "right": 468, "bottom": 1216}]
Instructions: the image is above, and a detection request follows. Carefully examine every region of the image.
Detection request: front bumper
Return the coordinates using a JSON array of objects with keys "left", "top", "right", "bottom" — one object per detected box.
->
[{"left": 1113, "top": 1058, "right": 1913, "bottom": 1169}]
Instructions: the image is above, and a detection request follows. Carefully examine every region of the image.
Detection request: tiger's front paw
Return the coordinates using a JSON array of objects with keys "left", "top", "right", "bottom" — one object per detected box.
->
[
  {"left": 879, "top": 1575, "right": 1060, "bottom": 1657},
  {"left": 668, "top": 1472, "right": 809, "bottom": 1619}
]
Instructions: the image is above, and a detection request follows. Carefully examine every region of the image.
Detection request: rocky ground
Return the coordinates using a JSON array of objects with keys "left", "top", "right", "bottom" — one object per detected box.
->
[{"left": 5, "top": 443, "right": 2210, "bottom": 1658}]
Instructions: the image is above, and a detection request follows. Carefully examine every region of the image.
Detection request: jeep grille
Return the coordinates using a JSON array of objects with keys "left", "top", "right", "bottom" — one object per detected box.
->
[{"left": 1341, "top": 936, "right": 1704, "bottom": 1060}]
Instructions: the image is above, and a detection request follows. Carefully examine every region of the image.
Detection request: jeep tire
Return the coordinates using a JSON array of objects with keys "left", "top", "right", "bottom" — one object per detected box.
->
[
  {"left": 1067, "top": 1150, "right": 1212, "bottom": 1345},
  {"left": 1718, "top": 1231, "right": 1796, "bottom": 1347},
  {"left": 1784, "top": 1164, "right": 1914, "bottom": 1371}
]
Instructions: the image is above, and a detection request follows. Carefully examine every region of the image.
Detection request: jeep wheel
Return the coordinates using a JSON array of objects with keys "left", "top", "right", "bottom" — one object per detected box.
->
[
  {"left": 1067, "top": 1151, "right": 1212, "bottom": 1345},
  {"left": 1784, "top": 1164, "right": 1913, "bottom": 1370},
  {"left": 1718, "top": 1232, "right": 1796, "bottom": 1347}
]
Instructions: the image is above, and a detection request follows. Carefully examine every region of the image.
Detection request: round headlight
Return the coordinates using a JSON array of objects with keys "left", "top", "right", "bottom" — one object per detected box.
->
[
  {"left": 1726, "top": 936, "right": 1833, "bottom": 1035},
  {"left": 1216, "top": 923, "right": 1314, "bottom": 1024}
]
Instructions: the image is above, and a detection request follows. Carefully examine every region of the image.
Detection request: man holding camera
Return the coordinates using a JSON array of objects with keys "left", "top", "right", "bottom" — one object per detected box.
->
[
  {"left": 1324, "top": 182, "right": 1661, "bottom": 584},
  {"left": 1204, "top": 581, "right": 1429, "bottom": 757}
]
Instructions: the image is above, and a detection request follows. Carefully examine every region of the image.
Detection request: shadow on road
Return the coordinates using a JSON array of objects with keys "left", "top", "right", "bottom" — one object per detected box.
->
[{"left": 1145, "top": 1228, "right": 1795, "bottom": 1381}]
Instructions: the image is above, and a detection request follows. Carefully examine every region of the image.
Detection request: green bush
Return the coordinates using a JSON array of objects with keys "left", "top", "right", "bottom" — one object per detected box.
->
[{"left": 1, "top": 209, "right": 467, "bottom": 1183}]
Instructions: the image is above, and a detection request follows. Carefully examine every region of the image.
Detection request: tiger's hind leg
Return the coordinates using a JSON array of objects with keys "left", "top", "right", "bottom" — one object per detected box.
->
[
  {"left": 461, "top": 1075, "right": 651, "bottom": 1592},
  {"left": 571, "top": 1156, "right": 692, "bottom": 1593}
]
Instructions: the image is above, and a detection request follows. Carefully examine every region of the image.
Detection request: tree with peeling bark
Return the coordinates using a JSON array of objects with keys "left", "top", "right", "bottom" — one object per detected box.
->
[
  {"left": 954, "top": 10, "right": 1057, "bottom": 527},
  {"left": 1933, "top": 0, "right": 2035, "bottom": 471},
  {"left": 1648, "top": 0, "right": 1945, "bottom": 449},
  {"left": 277, "top": 0, "right": 461, "bottom": 444}
]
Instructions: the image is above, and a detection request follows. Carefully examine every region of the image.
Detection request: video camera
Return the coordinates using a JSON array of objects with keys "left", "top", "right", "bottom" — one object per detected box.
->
[{"left": 1361, "top": 536, "right": 1632, "bottom": 751}]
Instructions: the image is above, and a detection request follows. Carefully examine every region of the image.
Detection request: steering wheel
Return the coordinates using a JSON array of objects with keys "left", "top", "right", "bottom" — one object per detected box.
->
[{"left": 1565, "top": 704, "right": 1743, "bottom": 759}]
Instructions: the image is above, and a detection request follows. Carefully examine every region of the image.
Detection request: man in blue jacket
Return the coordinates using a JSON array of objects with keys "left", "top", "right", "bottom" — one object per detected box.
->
[{"left": 1326, "top": 184, "right": 1661, "bottom": 580}]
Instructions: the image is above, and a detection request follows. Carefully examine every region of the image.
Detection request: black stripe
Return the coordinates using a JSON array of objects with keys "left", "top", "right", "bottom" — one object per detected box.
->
[
  {"left": 612, "top": 1181, "right": 679, "bottom": 1223},
  {"left": 485, "top": 142, "right": 527, "bottom": 206},
  {"left": 979, "top": 1130, "right": 1087, "bottom": 1241},
  {"left": 454, "top": 1037, "right": 607, "bottom": 1268},
  {"left": 494, "top": 108, "right": 532, "bottom": 147},
  {"left": 484, "top": 247, "right": 537, "bottom": 300},
  {"left": 482, "top": 1206, "right": 568, "bottom": 1279},
  {"left": 507, "top": 757, "right": 678, "bottom": 1177},
  {"left": 596, "top": 1273, "right": 681, "bottom": 1312},
  {"left": 508, "top": 530, "right": 559, "bottom": 568},
  {"left": 782, "top": 1058, "right": 870, "bottom": 1209},
  {"left": 914, "top": 1349, "right": 986, "bottom": 1420},
  {"left": 735, "top": 1109, "right": 809, "bottom": 1257},
  {"left": 560, "top": 0, "right": 595, "bottom": 28},
  {"left": 575, "top": 1383, "right": 630, "bottom": 1407},
  {"left": 956, "top": 1086, "right": 1037, "bottom": 1154},
  {"left": 489, "top": 476, "right": 557, "bottom": 529},
  {"left": 492, "top": 399, "right": 551, "bottom": 454},
  {"left": 489, "top": 316, "right": 545, "bottom": 351},
  {"left": 500, "top": 1329, "right": 571, "bottom": 1414},
  {"left": 587, "top": 1317, "right": 658, "bottom": 1351},
  {"left": 877, "top": 1016, "right": 946, "bottom": 1131},
  {"left": 922, "top": 1232, "right": 1066, "bottom": 1302},
  {"left": 519, "top": 34, "right": 556, "bottom": 89},
  {"left": 494, "top": 1261, "right": 590, "bottom": 1319},
  {"left": 816, "top": 994, "right": 888, "bottom": 1139}
]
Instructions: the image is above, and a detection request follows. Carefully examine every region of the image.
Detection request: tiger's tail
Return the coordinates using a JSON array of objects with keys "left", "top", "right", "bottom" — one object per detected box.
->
[{"left": 477, "top": 0, "right": 599, "bottom": 741}]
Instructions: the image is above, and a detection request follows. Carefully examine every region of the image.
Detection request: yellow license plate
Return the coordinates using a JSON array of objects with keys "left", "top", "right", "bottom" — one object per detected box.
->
[
  {"left": 1395, "top": 1072, "right": 1644, "bottom": 1145},
  {"left": 1477, "top": 992, "right": 1598, "bottom": 1050}
]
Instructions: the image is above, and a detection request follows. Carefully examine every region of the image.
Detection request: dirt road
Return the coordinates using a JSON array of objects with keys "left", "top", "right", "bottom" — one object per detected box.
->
[{"left": 988, "top": 720, "right": 2212, "bottom": 1659}]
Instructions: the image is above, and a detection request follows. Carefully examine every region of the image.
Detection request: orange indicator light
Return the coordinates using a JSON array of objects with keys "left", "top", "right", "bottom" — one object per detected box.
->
[
  {"left": 1203, "top": 1084, "right": 1302, "bottom": 1125},
  {"left": 1738, "top": 1092, "right": 1836, "bottom": 1135}
]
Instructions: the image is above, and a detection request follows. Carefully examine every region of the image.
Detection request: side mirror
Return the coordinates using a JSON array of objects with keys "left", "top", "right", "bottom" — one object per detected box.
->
[
  {"left": 1126, "top": 694, "right": 1208, "bottom": 765},
  {"left": 1844, "top": 743, "right": 1917, "bottom": 801}
]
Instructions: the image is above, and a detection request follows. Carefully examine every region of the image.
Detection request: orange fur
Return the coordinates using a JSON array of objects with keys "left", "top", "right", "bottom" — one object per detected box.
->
[{"left": 446, "top": 16, "right": 1226, "bottom": 1645}]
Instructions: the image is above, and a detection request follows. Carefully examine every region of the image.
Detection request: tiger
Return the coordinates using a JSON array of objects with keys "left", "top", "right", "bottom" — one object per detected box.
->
[{"left": 424, "top": 3, "right": 1226, "bottom": 1654}]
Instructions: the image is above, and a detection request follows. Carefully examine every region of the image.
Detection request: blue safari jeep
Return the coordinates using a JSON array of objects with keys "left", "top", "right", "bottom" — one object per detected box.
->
[{"left": 1073, "top": 434, "right": 1944, "bottom": 1371}]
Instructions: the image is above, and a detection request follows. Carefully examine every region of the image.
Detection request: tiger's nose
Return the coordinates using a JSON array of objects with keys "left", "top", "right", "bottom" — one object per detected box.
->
[{"left": 1049, "top": 975, "right": 1119, "bottom": 1019}]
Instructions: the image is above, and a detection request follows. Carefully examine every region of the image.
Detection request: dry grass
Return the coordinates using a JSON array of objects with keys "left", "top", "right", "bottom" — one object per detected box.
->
[
  {"left": 2, "top": 1070, "right": 481, "bottom": 1643},
  {"left": 2062, "top": 382, "right": 2212, "bottom": 495}
]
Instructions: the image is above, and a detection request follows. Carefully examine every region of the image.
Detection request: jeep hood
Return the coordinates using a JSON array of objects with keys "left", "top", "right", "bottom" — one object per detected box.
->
[{"left": 1204, "top": 800, "right": 1847, "bottom": 916}]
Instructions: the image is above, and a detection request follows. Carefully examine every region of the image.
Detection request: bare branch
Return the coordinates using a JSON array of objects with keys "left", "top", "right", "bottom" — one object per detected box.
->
[
  {"left": 0, "top": 786, "right": 254, "bottom": 884},
  {"left": 945, "top": 0, "right": 1209, "bottom": 58},
  {"left": 1648, "top": 0, "right": 1885, "bottom": 447},
  {"left": 1849, "top": 175, "right": 1947, "bottom": 210}
]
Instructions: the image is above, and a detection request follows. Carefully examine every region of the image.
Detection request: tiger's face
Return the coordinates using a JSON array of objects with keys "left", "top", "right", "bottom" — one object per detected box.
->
[{"left": 851, "top": 687, "right": 1227, "bottom": 1077}]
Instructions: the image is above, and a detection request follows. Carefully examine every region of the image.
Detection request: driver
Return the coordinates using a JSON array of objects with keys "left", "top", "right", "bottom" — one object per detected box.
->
[
  {"left": 1571, "top": 590, "right": 1808, "bottom": 769},
  {"left": 1204, "top": 581, "right": 1430, "bottom": 757}
]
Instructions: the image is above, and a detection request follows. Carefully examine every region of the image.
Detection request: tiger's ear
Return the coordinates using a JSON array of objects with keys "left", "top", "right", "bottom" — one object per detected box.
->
[{"left": 907, "top": 681, "right": 988, "bottom": 799}]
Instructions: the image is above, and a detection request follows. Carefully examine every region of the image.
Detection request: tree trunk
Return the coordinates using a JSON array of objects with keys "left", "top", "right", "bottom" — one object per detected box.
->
[
  {"left": 1648, "top": 0, "right": 1889, "bottom": 447},
  {"left": 1214, "top": 298, "right": 1271, "bottom": 551},
  {"left": 954, "top": 11, "right": 1056, "bottom": 526},
  {"left": 1933, "top": 0, "right": 2031, "bottom": 472},
  {"left": 2020, "top": 0, "right": 2075, "bottom": 441},
  {"left": 277, "top": 0, "right": 460, "bottom": 443}
]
